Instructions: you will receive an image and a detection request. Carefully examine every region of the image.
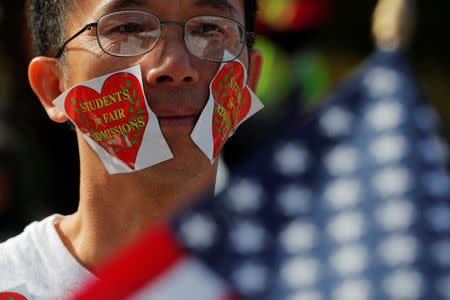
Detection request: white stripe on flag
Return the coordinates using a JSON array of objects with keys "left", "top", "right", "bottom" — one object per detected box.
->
[{"left": 127, "top": 257, "right": 230, "bottom": 300}]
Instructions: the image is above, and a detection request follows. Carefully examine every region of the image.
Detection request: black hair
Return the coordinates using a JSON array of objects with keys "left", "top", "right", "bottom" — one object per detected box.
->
[
  {"left": 244, "top": 0, "right": 259, "bottom": 48},
  {"left": 28, "top": 0, "right": 76, "bottom": 57},
  {"left": 28, "top": 0, "right": 259, "bottom": 57}
]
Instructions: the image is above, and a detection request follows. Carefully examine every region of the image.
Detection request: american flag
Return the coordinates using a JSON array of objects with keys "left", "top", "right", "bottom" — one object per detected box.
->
[{"left": 70, "top": 49, "right": 450, "bottom": 300}]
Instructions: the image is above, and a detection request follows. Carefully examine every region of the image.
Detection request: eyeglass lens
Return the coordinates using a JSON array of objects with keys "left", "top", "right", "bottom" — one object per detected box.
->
[{"left": 96, "top": 11, "right": 245, "bottom": 62}]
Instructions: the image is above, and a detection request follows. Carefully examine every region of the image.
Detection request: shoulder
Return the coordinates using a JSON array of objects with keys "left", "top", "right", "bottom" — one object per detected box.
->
[
  {"left": 0, "top": 214, "right": 95, "bottom": 298},
  {"left": 0, "top": 215, "right": 56, "bottom": 289}
]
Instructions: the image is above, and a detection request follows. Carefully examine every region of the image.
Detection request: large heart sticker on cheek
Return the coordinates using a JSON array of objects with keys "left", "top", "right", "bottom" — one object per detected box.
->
[
  {"left": 65, "top": 73, "right": 146, "bottom": 169},
  {"left": 53, "top": 65, "right": 173, "bottom": 174},
  {"left": 191, "top": 58, "right": 264, "bottom": 162}
]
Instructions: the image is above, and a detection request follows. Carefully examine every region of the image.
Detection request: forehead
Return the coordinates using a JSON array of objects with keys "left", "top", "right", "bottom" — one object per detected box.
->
[
  {"left": 69, "top": 0, "right": 245, "bottom": 26},
  {"left": 98, "top": 0, "right": 240, "bottom": 14}
]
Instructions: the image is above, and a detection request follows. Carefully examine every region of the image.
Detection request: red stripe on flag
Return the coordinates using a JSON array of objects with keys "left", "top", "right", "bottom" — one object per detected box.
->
[
  {"left": 220, "top": 293, "right": 242, "bottom": 300},
  {"left": 70, "top": 224, "right": 185, "bottom": 300}
]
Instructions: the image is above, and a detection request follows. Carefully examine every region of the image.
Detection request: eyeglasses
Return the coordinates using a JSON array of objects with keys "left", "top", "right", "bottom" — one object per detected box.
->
[{"left": 54, "top": 10, "right": 254, "bottom": 62}]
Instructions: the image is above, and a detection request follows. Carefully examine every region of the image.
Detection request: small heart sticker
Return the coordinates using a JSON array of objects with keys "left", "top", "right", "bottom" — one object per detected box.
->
[
  {"left": 210, "top": 61, "right": 251, "bottom": 160},
  {"left": 191, "top": 57, "right": 264, "bottom": 162}
]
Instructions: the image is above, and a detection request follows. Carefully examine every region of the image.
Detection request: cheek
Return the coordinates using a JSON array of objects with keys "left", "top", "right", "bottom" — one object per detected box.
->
[
  {"left": 207, "top": 64, "right": 221, "bottom": 83},
  {"left": 195, "top": 60, "right": 221, "bottom": 92},
  {"left": 64, "top": 54, "right": 137, "bottom": 88},
  {"left": 238, "top": 48, "right": 249, "bottom": 69}
]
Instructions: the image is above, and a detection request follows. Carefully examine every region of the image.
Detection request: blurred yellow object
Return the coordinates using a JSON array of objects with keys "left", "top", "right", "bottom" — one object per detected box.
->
[
  {"left": 259, "top": 0, "right": 297, "bottom": 31},
  {"left": 372, "top": 0, "right": 416, "bottom": 51},
  {"left": 257, "top": 0, "right": 331, "bottom": 33}
]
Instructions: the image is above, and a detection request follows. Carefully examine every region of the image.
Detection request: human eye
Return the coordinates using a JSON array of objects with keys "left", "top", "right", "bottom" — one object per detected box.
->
[
  {"left": 99, "top": 12, "right": 160, "bottom": 38},
  {"left": 103, "top": 20, "right": 152, "bottom": 36},
  {"left": 113, "top": 22, "right": 143, "bottom": 34},
  {"left": 188, "top": 18, "right": 225, "bottom": 37},
  {"left": 197, "top": 22, "right": 221, "bottom": 34}
]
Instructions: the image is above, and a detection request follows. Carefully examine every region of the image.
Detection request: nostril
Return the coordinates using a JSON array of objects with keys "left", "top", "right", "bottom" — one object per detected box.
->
[
  {"left": 153, "top": 74, "right": 196, "bottom": 84},
  {"left": 156, "top": 75, "right": 172, "bottom": 83}
]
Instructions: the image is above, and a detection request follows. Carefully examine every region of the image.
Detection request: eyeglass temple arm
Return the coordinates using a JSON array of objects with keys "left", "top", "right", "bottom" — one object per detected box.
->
[{"left": 54, "top": 23, "right": 98, "bottom": 58}]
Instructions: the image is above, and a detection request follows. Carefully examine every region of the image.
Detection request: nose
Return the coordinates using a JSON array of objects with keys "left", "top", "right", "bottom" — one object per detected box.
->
[{"left": 142, "top": 25, "right": 200, "bottom": 86}]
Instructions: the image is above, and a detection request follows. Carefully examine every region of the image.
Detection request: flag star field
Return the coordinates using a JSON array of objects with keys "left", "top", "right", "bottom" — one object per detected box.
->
[{"left": 172, "top": 50, "right": 450, "bottom": 300}]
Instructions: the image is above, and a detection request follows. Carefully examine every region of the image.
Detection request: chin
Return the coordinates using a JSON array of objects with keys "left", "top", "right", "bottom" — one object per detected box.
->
[{"left": 136, "top": 137, "right": 212, "bottom": 184}]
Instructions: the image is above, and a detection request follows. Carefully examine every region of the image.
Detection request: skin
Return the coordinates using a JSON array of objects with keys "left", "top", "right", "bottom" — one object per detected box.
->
[{"left": 28, "top": 0, "right": 262, "bottom": 273}]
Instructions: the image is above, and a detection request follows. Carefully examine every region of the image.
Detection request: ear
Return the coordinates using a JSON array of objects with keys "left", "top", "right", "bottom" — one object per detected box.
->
[
  {"left": 246, "top": 49, "right": 263, "bottom": 93},
  {"left": 28, "top": 56, "right": 68, "bottom": 123}
]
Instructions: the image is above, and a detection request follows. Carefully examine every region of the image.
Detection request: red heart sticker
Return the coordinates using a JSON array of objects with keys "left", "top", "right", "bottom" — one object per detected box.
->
[
  {"left": 0, "top": 292, "right": 28, "bottom": 300},
  {"left": 210, "top": 61, "right": 251, "bottom": 159},
  {"left": 65, "top": 73, "right": 148, "bottom": 169}
]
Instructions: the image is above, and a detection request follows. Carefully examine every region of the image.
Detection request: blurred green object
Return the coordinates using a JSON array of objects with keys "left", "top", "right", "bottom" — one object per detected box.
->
[
  {"left": 254, "top": 36, "right": 292, "bottom": 106},
  {"left": 255, "top": 36, "right": 330, "bottom": 109},
  {"left": 293, "top": 51, "right": 330, "bottom": 106}
]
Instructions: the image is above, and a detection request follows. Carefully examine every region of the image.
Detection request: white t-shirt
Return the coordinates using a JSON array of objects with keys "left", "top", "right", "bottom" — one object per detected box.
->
[{"left": 0, "top": 214, "right": 96, "bottom": 299}]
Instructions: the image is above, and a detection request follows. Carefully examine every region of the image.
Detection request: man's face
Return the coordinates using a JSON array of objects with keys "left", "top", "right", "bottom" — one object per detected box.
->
[{"left": 59, "top": 0, "right": 257, "bottom": 182}]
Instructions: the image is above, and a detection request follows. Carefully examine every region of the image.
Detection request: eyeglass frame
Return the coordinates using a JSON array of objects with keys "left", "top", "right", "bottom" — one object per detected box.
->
[{"left": 53, "top": 10, "right": 256, "bottom": 62}]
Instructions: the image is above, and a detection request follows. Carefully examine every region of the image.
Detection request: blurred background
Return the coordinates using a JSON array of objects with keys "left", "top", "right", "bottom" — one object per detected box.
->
[{"left": 0, "top": 0, "right": 448, "bottom": 241}]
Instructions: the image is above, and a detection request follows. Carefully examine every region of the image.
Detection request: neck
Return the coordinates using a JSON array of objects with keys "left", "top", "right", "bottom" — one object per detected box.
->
[{"left": 57, "top": 138, "right": 217, "bottom": 273}]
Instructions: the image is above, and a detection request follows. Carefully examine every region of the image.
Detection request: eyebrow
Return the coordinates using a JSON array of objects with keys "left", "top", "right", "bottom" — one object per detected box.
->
[
  {"left": 97, "top": 0, "right": 150, "bottom": 15},
  {"left": 192, "top": 0, "right": 237, "bottom": 15}
]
